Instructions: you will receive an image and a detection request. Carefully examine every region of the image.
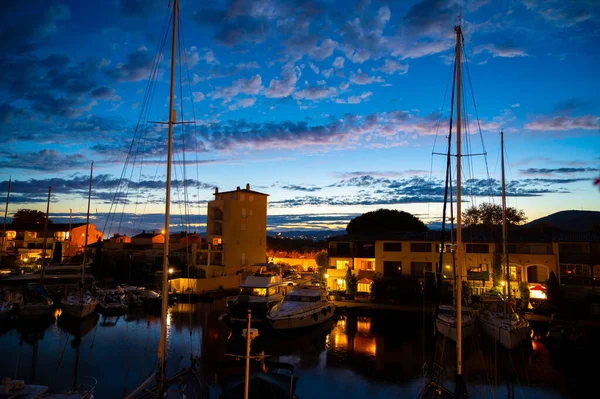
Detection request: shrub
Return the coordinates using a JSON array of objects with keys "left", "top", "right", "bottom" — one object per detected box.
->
[{"left": 518, "top": 282, "right": 530, "bottom": 309}]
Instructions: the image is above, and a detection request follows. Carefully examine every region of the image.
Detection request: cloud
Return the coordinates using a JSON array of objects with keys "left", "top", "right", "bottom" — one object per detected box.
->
[
  {"left": 280, "top": 184, "right": 322, "bottom": 192},
  {"left": 214, "top": 15, "right": 272, "bottom": 47},
  {"left": 511, "top": 103, "right": 521, "bottom": 108},
  {"left": 264, "top": 63, "right": 301, "bottom": 98},
  {"left": 524, "top": 0, "right": 594, "bottom": 27},
  {"left": 210, "top": 74, "right": 263, "bottom": 100},
  {"left": 349, "top": 69, "right": 384, "bottom": 85},
  {"left": 293, "top": 86, "right": 337, "bottom": 101},
  {"left": 0, "top": 149, "right": 89, "bottom": 171},
  {"left": 474, "top": 43, "right": 529, "bottom": 58},
  {"left": 228, "top": 97, "right": 256, "bottom": 110},
  {"left": 335, "top": 91, "right": 372, "bottom": 104},
  {"left": 193, "top": 92, "right": 205, "bottom": 102},
  {"left": 524, "top": 115, "right": 599, "bottom": 131},
  {"left": 107, "top": 47, "right": 156, "bottom": 82},
  {"left": 333, "top": 57, "right": 345, "bottom": 69},
  {"left": 90, "top": 87, "right": 121, "bottom": 101},
  {"left": 375, "top": 59, "right": 409, "bottom": 75},
  {"left": 520, "top": 167, "right": 600, "bottom": 175}
]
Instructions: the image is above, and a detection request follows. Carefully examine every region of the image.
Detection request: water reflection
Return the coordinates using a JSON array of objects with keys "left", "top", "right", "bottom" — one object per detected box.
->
[{"left": 0, "top": 304, "right": 589, "bottom": 398}]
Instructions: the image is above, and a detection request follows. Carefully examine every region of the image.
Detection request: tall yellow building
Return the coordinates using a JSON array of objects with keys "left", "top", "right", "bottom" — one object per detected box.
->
[{"left": 198, "top": 184, "right": 268, "bottom": 277}]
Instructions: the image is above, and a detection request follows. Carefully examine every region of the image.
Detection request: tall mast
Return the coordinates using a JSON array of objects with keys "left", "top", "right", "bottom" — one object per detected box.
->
[
  {"left": 82, "top": 162, "right": 93, "bottom": 299},
  {"left": 501, "top": 131, "right": 511, "bottom": 315},
  {"left": 0, "top": 178, "right": 10, "bottom": 269},
  {"left": 157, "top": 0, "right": 177, "bottom": 392},
  {"left": 69, "top": 208, "right": 72, "bottom": 259},
  {"left": 40, "top": 186, "right": 51, "bottom": 285},
  {"left": 454, "top": 23, "right": 466, "bottom": 397}
]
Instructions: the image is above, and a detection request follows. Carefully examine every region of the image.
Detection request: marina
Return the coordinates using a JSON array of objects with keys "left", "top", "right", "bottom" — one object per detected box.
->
[{"left": 0, "top": 299, "right": 597, "bottom": 398}]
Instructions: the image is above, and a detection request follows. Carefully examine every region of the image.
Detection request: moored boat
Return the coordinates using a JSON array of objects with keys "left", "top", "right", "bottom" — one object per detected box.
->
[
  {"left": 226, "top": 264, "right": 293, "bottom": 325},
  {"left": 435, "top": 304, "right": 475, "bottom": 342},
  {"left": 267, "top": 285, "right": 336, "bottom": 330}
]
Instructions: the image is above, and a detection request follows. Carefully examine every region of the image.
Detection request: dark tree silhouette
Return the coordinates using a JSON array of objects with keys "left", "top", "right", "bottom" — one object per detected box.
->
[
  {"left": 462, "top": 202, "right": 526, "bottom": 226},
  {"left": 12, "top": 209, "right": 50, "bottom": 225},
  {"left": 52, "top": 242, "right": 62, "bottom": 263},
  {"left": 346, "top": 209, "right": 427, "bottom": 234}
]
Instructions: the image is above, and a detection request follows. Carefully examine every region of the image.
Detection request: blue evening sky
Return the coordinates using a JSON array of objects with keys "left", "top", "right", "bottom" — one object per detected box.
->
[{"left": 0, "top": 0, "right": 599, "bottom": 235}]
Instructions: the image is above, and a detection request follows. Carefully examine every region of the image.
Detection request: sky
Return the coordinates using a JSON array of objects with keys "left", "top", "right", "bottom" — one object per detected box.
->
[{"left": 0, "top": 0, "right": 599, "bottom": 237}]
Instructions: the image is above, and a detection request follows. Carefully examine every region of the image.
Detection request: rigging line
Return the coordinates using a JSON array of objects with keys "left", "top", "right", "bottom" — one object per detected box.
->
[
  {"left": 178, "top": 10, "right": 202, "bottom": 232},
  {"left": 104, "top": 7, "right": 171, "bottom": 237},
  {"left": 463, "top": 44, "right": 493, "bottom": 199},
  {"left": 428, "top": 50, "right": 456, "bottom": 227},
  {"left": 176, "top": 14, "right": 189, "bottom": 232},
  {"left": 118, "top": 30, "right": 169, "bottom": 235}
]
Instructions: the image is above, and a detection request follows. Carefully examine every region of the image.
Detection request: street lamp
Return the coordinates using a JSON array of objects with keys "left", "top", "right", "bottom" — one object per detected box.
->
[{"left": 168, "top": 268, "right": 174, "bottom": 293}]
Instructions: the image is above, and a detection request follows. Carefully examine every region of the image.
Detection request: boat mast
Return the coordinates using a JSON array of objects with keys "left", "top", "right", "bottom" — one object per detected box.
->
[
  {"left": 501, "top": 131, "right": 511, "bottom": 316},
  {"left": 40, "top": 186, "right": 51, "bottom": 285},
  {"left": 0, "top": 178, "right": 10, "bottom": 269},
  {"left": 82, "top": 162, "right": 93, "bottom": 300},
  {"left": 454, "top": 22, "right": 466, "bottom": 396},
  {"left": 157, "top": 0, "right": 177, "bottom": 392}
]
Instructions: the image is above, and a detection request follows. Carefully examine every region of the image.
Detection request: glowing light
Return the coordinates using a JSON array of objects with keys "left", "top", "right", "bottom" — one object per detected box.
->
[
  {"left": 23, "top": 258, "right": 28, "bottom": 263},
  {"left": 325, "top": 273, "right": 329, "bottom": 279},
  {"left": 81, "top": 233, "right": 85, "bottom": 237},
  {"left": 337, "top": 278, "right": 344, "bottom": 285},
  {"left": 161, "top": 229, "right": 165, "bottom": 235},
  {"left": 501, "top": 281, "right": 506, "bottom": 287},
  {"left": 168, "top": 268, "right": 174, "bottom": 274}
]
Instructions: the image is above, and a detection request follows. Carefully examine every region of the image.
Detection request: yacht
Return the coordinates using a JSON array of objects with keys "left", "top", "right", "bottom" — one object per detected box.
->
[
  {"left": 226, "top": 264, "right": 293, "bottom": 325},
  {"left": 97, "top": 289, "right": 128, "bottom": 315},
  {"left": 479, "top": 302, "right": 531, "bottom": 350},
  {"left": 435, "top": 304, "right": 475, "bottom": 342},
  {"left": 267, "top": 285, "right": 336, "bottom": 330}
]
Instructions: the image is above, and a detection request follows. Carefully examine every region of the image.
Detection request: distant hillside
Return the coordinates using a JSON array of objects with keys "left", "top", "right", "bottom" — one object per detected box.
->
[
  {"left": 268, "top": 230, "right": 346, "bottom": 240},
  {"left": 524, "top": 210, "right": 600, "bottom": 232}
]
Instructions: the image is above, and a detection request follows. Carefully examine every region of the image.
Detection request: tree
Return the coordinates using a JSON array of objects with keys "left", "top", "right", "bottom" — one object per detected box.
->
[
  {"left": 315, "top": 251, "right": 328, "bottom": 280},
  {"left": 12, "top": 209, "right": 51, "bottom": 225},
  {"left": 546, "top": 271, "right": 564, "bottom": 309},
  {"left": 346, "top": 209, "right": 427, "bottom": 234},
  {"left": 345, "top": 267, "right": 357, "bottom": 299},
  {"left": 462, "top": 202, "right": 526, "bottom": 227}
]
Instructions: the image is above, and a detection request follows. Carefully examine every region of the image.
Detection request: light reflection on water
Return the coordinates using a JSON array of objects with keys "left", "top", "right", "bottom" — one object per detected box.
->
[{"left": 0, "top": 301, "right": 588, "bottom": 398}]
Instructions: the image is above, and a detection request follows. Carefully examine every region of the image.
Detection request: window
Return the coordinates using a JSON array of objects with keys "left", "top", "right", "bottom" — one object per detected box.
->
[
  {"left": 410, "top": 243, "right": 432, "bottom": 252},
  {"left": 240, "top": 287, "right": 266, "bottom": 297},
  {"left": 383, "top": 261, "right": 402, "bottom": 277},
  {"left": 249, "top": 195, "right": 254, "bottom": 202},
  {"left": 267, "top": 287, "right": 280, "bottom": 296},
  {"left": 241, "top": 208, "right": 247, "bottom": 218},
  {"left": 435, "top": 243, "right": 454, "bottom": 253},
  {"left": 358, "top": 260, "right": 374, "bottom": 271},
  {"left": 383, "top": 242, "right": 402, "bottom": 252},
  {"left": 335, "top": 260, "right": 350, "bottom": 270},
  {"left": 466, "top": 244, "right": 489, "bottom": 254},
  {"left": 357, "top": 281, "right": 371, "bottom": 293},
  {"left": 240, "top": 194, "right": 246, "bottom": 201}
]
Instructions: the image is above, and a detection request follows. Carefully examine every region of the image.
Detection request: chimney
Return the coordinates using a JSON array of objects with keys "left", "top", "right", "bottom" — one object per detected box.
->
[
  {"left": 236, "top": 186, "right": 240, "bottom": 191},
  {"left": 246, "top": 183, "right": 250, "bottom": 190},
  {"left": 214, "top": 187, "right": 219, "bottom": 194}
]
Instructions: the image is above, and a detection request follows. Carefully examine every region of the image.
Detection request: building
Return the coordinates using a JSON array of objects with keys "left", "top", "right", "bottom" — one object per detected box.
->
[
  {"left": 1, "top": 223, "right": 103, "bottom": 264},
  {"left": 194, "top": 184, "right": 269, "bottom": 277},
  {"left": 326, "top": 230, "right": 600, "bottom": 295}
]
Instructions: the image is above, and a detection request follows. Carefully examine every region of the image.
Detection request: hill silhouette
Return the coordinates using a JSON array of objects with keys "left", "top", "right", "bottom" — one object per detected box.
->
[{"left": 524, "top": 210, "right": 600, "bottom": 232}]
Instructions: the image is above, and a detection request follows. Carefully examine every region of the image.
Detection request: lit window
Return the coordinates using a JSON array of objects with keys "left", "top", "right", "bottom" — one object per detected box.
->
[{"left": 335, "top": 260, "right": 349, "bottom": 270}]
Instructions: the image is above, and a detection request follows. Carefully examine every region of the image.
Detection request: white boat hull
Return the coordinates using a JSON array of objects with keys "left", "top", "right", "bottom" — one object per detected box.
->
[
  {"left": 61, "top": 296, "right": 98, "bottom": 319},
  {"left": 435, "top": 316, "right": 475, "bottom": 342},
  {"left": 479, "top": 314, "right": 531, "bottom": 350},
  {"left": 268, "top": 303, "right": 336, "bottom": 330}
]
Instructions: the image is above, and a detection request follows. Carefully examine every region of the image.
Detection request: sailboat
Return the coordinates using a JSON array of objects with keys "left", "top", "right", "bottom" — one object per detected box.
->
[
  {"left": 420, "top": 21, "right": 469, "bottom": 399},
  {"left": 124, "top": 1, "right": 204, "bottom": 397},
  {"left": 61, "top": 162, "right": 98, "bottom": 319},
  {"left": 478, "top": 132, "right": 531, "bottom": 350}
]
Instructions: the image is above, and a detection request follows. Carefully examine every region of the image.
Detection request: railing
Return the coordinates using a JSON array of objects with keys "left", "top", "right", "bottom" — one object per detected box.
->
[{"left": 328, "top": 248, "right": 353, "bottom": 257}]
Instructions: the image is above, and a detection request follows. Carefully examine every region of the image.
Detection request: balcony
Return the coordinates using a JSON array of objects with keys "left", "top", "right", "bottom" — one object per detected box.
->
[
  {"left": 328, "top": 248, "right": 352, "bottom": 257},
  {"left": 467, "top": 271, "right": 490, "bottom": 281}
]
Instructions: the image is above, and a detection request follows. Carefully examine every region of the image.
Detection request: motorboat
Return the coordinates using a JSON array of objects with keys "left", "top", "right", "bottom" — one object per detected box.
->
[
  {"left": 267, "top": 285, "right": 336, "bottom": 330},
  {"left": 121, "top": 285, "right": 144, "bottom": 307},
  {"left": 98, "top": 291, "right": 128, "bottom": 315},
  {"left": 225, "top": 264, "right": 293, "bottom": 325},
  {"left": 435, "top": 304, "right": 475, "bottom": 342}
]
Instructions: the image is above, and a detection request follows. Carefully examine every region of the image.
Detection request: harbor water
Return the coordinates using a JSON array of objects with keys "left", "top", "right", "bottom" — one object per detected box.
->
[{"left": 0, "top": 299, "right": 593, "bottom": 398}]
